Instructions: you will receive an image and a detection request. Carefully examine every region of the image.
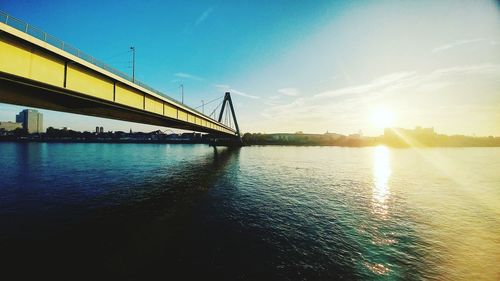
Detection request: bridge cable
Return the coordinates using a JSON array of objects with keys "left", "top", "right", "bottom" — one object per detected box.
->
[
  {"left": 194, "top": 95, "right": 223, "bottom": 110},
  {"left": 209, "top": 100, "right": 224, "bottom": 119},
  {"left": 207, "top": 101, "right": 219, "bottom": 120},
  {"left": 227, "top": 105, "right": 232, "bottom": 129},
  {"left": 228, "top": 107, "right": 232, "bottom": 129}
]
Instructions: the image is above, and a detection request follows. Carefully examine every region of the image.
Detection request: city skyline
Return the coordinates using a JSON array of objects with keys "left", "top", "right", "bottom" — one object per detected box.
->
[
  {"left": 2, "top": 106, "right": 499, "bottom": 139},
  {"left": 0, "top": 0, "right": 499, "bottom": 136}
]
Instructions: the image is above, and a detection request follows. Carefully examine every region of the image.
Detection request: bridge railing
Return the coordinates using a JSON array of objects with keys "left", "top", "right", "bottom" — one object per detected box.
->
[{"left": 0, "top": 10, "right": 224, "bottom": 125}]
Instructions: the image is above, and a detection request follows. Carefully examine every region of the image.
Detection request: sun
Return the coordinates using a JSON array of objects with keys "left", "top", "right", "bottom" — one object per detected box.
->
[{"left": 371, "top": 108, "right": 395, "bottom": 129}]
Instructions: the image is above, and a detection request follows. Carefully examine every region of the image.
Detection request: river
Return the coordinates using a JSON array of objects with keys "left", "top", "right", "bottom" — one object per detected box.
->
[{"left": 0, "top": 143, "right": 498, "bottom": 280}]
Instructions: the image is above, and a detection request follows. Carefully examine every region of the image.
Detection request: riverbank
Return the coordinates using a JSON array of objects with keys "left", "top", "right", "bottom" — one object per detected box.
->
[
  {"left": 242, "top": 130, "right": 500, "bottom": 148},
  {"left": 0, "top": 138, "right": 207, "bottom": 144}
]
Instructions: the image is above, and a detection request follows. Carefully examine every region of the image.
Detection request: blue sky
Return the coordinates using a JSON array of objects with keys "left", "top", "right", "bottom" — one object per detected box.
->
[{"left": 1, "top": 0, "right": 499, "bottom": 136}]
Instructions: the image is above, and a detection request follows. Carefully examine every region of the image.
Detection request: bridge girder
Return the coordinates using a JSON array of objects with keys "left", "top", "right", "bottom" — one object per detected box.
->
[{"left": 0, "top": 20, "right": 237, "bottom": 136}]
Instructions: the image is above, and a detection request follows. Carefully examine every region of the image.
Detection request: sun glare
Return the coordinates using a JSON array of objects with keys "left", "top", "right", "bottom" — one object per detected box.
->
[{"left": 371, "top": 108, "right": 395, "bottom": 129}]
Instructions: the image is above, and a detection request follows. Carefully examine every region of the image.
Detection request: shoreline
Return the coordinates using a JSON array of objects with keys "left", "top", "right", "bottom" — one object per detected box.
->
[
  {"left": 1, "top": 139, "right": 499, "bottom": 148},
  {"left": 0, "top": 139, "right": 207, "bottom": 144}
]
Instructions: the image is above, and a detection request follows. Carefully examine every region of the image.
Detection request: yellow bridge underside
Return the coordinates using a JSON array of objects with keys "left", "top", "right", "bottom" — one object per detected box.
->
[{"left": 0, "top": 23, "right": 235, "bottom": 136}]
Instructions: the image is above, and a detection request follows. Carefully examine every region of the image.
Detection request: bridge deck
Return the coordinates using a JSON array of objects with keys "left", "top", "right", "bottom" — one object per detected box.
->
[{"left": 0, "top": 14, "right": 236, "bottom": 136}]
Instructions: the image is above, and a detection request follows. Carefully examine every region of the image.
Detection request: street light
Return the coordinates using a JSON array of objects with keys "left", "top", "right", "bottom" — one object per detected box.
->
[
  {"left": 130, "top": 46, "right": 135, "bottom": 82},
  {"left": 180, "top": 84, "right": 184, "bottom": 104}
]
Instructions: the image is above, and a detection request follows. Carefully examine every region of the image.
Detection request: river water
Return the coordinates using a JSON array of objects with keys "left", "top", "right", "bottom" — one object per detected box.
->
[{"left": 0, "top": 143, "right": 498, "bottom": 280}]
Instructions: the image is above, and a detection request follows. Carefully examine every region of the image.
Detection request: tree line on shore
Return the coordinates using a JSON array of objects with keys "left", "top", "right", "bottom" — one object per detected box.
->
[
  {"left": 242, "top": 132, "right": 500, "bottom": 147},
  {"left": 2, "top": 127, "right": 500, "bottom": 147}
]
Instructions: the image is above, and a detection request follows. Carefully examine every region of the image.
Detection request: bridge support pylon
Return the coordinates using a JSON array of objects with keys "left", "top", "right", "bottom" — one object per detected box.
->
[{"left": 208, "top": 92, "right": 244, "bottom": 147}]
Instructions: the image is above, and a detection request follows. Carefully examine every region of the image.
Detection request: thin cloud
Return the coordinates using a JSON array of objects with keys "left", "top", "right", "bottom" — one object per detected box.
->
[
  {"left": 431, "top": 63, "right": 500, "bottom": 76},
  {"left": 195, "top": 7, "right": 213, "bottom": 26},
  {"left": 313, "top": 64, "right": 500, "bottom": 100},
  {"left": 314, "top": 71, "right": 416, "bottom": 99},
  {"left": 214, "top": 84, "right": 260, "bottom": 99},
  {"left": 231, "top": 89, "right": 260, "bottom": 99},
  {"left": 278, "top": 88, "right": 300, "bottom": 96},
  {"left": 262, "top": 64, "right": 500, "bottom": 130},
  {"left": 174, "top": 72, "right": 204, "bottom": 81},
  {"left": 432, "top": 38, "right": 485, "bottom": 53},
  {"left": 314, "top": 64, "right": 500, "bottom": 101}
]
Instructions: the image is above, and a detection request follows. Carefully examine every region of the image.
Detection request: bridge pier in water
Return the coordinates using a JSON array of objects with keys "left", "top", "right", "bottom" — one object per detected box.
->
[{"left": 208, "top": 135, "right": 244, "bottom": 147}]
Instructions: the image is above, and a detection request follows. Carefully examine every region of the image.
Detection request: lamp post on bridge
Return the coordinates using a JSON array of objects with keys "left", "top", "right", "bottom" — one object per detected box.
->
[
  {"left": 130, "top": 46, "right": 135, "bottom": 83},
  {"left": 180, "top": 84, "right": 184, "bottom": 104}
]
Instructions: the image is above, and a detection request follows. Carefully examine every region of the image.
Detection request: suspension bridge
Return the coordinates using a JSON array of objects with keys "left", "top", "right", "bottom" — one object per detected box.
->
[{"left": 0, "top": 11, "right": 241, "bottom": 145}]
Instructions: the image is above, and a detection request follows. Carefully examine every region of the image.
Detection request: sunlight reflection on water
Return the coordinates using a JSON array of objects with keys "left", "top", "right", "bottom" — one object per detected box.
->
[{"left": 372, "top": 146, "right": 391, "bottom": 219}]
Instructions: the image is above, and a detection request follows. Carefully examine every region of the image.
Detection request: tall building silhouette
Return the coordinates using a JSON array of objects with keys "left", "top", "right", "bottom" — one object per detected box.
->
[{"left": 16, "top": 109, "right": 43, "bottom": 133}]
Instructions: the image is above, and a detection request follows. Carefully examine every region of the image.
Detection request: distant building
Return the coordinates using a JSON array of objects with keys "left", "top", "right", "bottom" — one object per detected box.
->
[
  {"left": 0, "top": 121, "right": 23, "bottom": 131},
  {"left": 96, "top": 126, "right": 99, "bottom": 133},
  {"left": 16, "top": 109, "right": 43, "bottom": 133},
  {"left": 99, "top": 127, "right": 104, "bottom": 134}
]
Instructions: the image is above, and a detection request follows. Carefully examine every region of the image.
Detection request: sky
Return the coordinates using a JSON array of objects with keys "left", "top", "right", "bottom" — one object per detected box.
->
[{"left": 1, "top": 0, "right": 499, "bottom": 136}]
